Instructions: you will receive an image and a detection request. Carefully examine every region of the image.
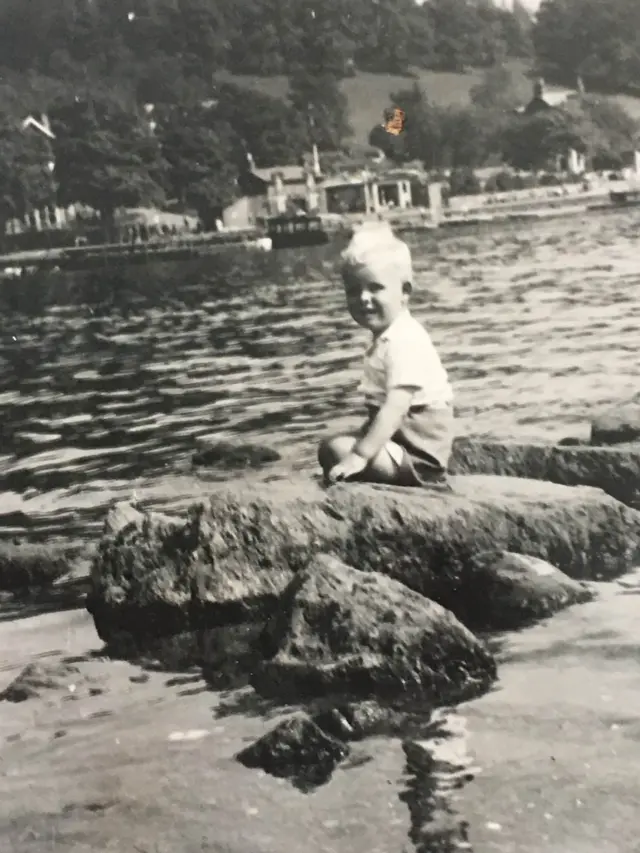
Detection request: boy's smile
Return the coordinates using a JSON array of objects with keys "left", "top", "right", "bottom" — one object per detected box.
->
[{"left": 344, "top": 269, "right": 409, "bottom": 334}]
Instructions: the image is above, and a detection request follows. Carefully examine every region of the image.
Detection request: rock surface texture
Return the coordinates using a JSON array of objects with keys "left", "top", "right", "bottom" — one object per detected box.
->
[
  {"left": 253, "top": 553, "right": 497, "bottom": 703},
  {"left": 87, "top": 474, "right": 640, "bottom": 689},
  {"left": 236, "top": 713, "right": 350, "bottom": 791},
  {"left": 450, "top": 437, "right": 640, "bottom": 507},
  {"left": 88, "top": 490, "right": 335, "bottom": 649}
]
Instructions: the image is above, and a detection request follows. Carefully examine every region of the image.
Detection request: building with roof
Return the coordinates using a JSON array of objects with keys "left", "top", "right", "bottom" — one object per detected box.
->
[
  {"left": 322, "top": 167, "right": 428, "bottom": 215},
  {"left": 234, "top": 153, "right": 323, "bottom": 224}
]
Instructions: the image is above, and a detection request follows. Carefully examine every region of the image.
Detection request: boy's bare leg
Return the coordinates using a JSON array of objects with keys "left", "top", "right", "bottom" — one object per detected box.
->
[{"left": 317, "top": 434, "right": 406, "bottom": 485}]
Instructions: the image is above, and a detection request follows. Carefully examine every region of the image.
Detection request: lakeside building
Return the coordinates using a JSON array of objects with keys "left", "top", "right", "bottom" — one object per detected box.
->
[
  {"left": 321, "top": 168, "right": 427, "bottom": 215},
  {"left": 233, "top": 158, "right": 320, "bottom": 226},
  {"left": 226, "top": 149, "right": 432, "bottom": 228}
]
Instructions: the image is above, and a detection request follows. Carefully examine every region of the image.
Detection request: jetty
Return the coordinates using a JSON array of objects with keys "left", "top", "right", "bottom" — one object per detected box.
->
[{"left": 0, "top": 228, "right": 263, "bottom": 276}]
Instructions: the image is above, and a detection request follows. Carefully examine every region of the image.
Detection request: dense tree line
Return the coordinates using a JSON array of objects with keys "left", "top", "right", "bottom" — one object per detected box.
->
[
  {"left": 0, "top": 0, "right": 638, "bottom": 244},
  {"left": 0, "top": 0, "right": 531, "bottom": 86},
  {"left": 0, "top": 79, "right": 320, "bottom": 241},
  {"left": 533, "top": 0, "right": 640, "bottom": 93},
  {"left": 0, "top": 63, "right": 637, "bottom": 246}
]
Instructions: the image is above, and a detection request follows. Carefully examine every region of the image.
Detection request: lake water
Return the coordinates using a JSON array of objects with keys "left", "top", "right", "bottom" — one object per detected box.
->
[{"left": 1, "top": 209, "right": 639, "bottom": 545}]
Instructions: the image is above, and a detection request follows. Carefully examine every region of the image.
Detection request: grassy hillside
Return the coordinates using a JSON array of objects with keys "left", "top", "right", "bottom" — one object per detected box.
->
[
  {"left": 218, "top": 63, "right": 535, "bottom": 144},
  {"left": 217, "top": 62, "right": 640, "bottom": 146}
]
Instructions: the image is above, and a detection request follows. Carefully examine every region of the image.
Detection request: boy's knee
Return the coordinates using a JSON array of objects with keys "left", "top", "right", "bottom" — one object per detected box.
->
[{"left": 317, "top": 434, "right": 357, "bottom": 471}]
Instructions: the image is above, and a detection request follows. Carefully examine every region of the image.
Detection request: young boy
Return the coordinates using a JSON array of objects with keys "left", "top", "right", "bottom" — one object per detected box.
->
[{"left": 318, "top": 223, "right": 454, "bottom": 487}]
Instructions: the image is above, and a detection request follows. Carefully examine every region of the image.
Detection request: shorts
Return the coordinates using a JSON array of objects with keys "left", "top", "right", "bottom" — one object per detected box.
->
[
  {"left": 365, "top": 404, "right": 451, "bottom": 488},
  {"left": 384, "top": 440, "right": 448, "bottom": 487}
]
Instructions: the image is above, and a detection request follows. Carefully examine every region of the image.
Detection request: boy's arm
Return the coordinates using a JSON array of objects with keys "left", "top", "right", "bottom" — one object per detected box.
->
[
  {"left": 353, "top": 387, "right": 415, "bottom": 460},
  {"left": 327, "top": 387, "right": 415, "bottom": 482}
]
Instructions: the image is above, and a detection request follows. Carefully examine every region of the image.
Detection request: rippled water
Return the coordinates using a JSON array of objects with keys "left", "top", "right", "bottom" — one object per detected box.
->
[{"left": 1, "top": 209, "right": 639, "bottom": 544}]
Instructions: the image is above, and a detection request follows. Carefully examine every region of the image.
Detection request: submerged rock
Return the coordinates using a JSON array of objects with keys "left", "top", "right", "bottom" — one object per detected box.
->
[
  {"left": 0, "top": 542, "right": 74, "bottom": 591},
  {"left": 88, "top": 475, "right": 640, "bottom": 657},
  {"left": 591, "top": 403, "right": 640, "bottom": 446},
  {"left": 0, "top": 662, "right": 103, "bottom": 703},
  {"left": 450, "top": 437, "right": 640, "bottom": 507},
  {"left": 253, "top": 554, "right": 496, "bottom": 704},
  {"left": 236, "top": 713, "right": 349, "bottom": 792},
  {"left": 192, "top": 441, "right": 281, "bottom": 470},
  {"left": 401, "top": 712, "right": 475, "bottom": 853},
  {"left": 557, "top": 437, "right": 587, "bottom": 447}
]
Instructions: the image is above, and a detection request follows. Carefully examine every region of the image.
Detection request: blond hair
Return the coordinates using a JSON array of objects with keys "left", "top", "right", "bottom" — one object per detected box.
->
[{"left": 340, "top": 222, "right": 413, "bottom": 288}]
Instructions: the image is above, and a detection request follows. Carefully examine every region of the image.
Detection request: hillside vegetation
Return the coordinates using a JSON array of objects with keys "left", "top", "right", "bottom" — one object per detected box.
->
[
  {"left": 217, "top": 63, "right": 539, "bottom": 144},
  {"left": 0, "top": 0, "right": 639, "bottom": 244}
]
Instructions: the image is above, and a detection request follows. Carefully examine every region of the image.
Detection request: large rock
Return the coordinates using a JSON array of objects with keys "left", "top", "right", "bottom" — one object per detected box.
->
[
  {"left": 450, "top": 436, "right": 640, "bottom": 507},
  {"left": 591, "top": 403, "right": 640, "bottom": 446},
  {"left": 330, "top": 477, "right": 640, "bottom": 589},
  {"left": 88, "top": 475, "right": 640, "bottom": 654},
  {"left": 87, "top": 489, "right": 338, "bottom": 649},
  {"left": 253, "top": 553, "right": 497, "bottom": 704}
]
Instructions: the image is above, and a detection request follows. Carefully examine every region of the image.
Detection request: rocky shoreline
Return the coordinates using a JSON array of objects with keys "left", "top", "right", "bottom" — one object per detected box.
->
[
  {"left": 55, "top": 404, "right": 634, "bottom": 800},
  {"left": 4, "top": 403, "right": 640, "bottom": 849}
]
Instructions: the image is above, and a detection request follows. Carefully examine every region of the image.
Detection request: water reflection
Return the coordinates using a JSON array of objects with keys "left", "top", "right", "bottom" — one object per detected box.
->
[{"left": 1, "top": 211, "right": 639, "bottom": 543}]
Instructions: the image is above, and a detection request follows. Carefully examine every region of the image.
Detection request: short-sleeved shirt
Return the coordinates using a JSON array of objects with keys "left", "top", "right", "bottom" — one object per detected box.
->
[{"left": 359, "top": 309, "right": 453, "bottom": 409}]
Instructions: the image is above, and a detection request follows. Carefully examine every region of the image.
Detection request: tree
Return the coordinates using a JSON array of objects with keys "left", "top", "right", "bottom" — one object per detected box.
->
[
  {"left": 351, "top": 0, "right": 435, "bottom": 73},
  {"left": 449, "top": 167, "right": 482, "bottom": 196},
  {"left": 134, "top": 56, "right": 209, "bottom": 106},
  {"left": 564, "top": 96, "right": 639, "bottom": 167},
  {"left": 214, "top": 83, "right": 308, "bottom": 166},
  {"left": 0, "top": 114, "right": 57, "bottom": 246},
  {"left": 426, "top": 0, "right": 489, "bottom": 71},
  {"left": 226, "top": 0, "right": 285, "bottom": 74},
  {"left": 157, "top": 105, "right": 239, "bottom": 227},
  {"left": 368, "top": 122, "right": 407, "bottom": 161},
  {"left": 439, "top": 106, "right": 505, "bottom": 168},
  {"left": 288, "top": 68, "right": 352, "bottom": 151},
  {"left": 501, "top": 109, "right": 586, "bottom": 171},
  {"left": 160, "top": 0, "right": 233, "bottom": 78},
  {"left": 49, "top": 96, "right": 167, "bottom": 238},
  {"left": 533, "top": 0, "right": 640, "bottom": 92},
  {"left": 470, "top": 62, "right": 525, "bottom": 111},
  {"left": 0, "top": 0, "right": 59, "bottom": 72},
  {"left": 387, "top": 84, "right": 450, "bottom": 168},
  {"left": 286, "top": 0, "right": 355, "bottom": 76}
]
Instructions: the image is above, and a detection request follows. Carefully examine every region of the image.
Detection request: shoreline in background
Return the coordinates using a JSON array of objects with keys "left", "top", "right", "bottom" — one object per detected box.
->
[{"left": 1, "top": 179, "right": 638, "bottom": 275}]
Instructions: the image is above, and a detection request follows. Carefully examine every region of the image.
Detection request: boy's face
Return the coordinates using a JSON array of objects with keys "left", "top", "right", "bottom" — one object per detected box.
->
[{"left": 343, "top": 268, "right": 409, "bottom": 334}]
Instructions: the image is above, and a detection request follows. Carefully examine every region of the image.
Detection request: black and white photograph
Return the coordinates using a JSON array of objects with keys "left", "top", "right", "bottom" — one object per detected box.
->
[{"left": 0, "top": 0, "right": 639, "bottom": 850}]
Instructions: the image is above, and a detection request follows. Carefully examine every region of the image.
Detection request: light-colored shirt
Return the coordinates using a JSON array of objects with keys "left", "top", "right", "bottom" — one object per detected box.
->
[{"left": 359, "top": 309, "right": 453, "bottom": 409}]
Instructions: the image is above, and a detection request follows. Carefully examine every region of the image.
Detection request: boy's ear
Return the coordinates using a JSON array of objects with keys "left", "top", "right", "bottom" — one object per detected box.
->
[{"left": 402, "top": 281, "right": 413, "bottom": 296}]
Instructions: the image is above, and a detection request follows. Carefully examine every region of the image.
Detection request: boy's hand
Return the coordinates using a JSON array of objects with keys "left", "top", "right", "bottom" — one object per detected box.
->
[{"left": 328, "top": 451, "right": 368, "bottom": 483}]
